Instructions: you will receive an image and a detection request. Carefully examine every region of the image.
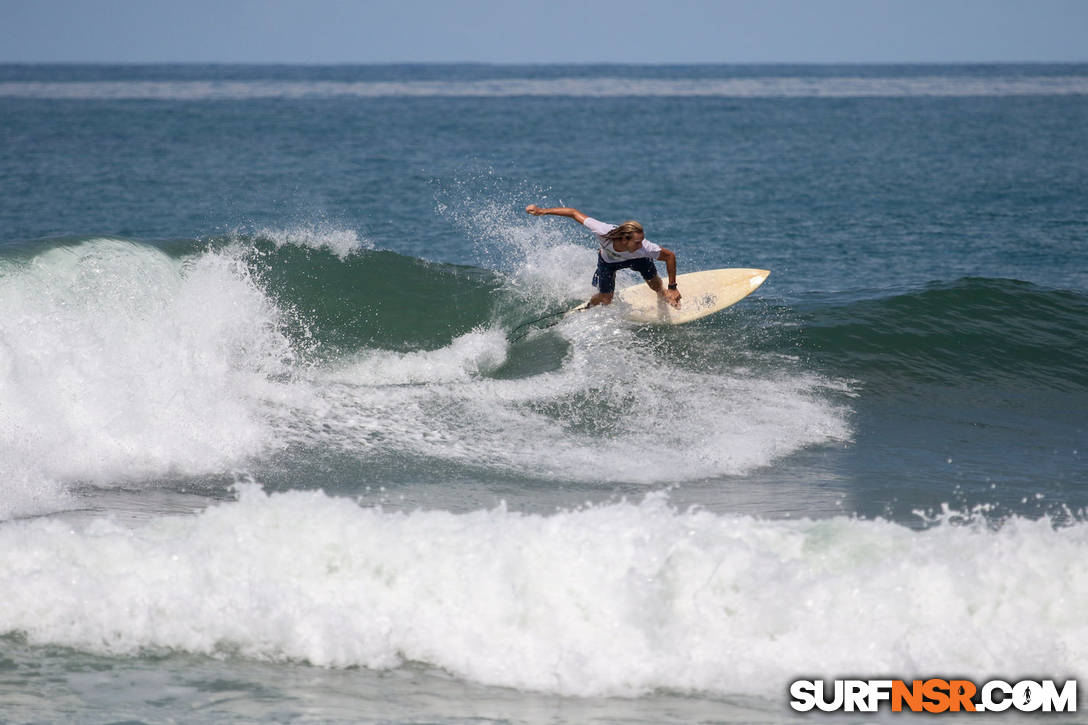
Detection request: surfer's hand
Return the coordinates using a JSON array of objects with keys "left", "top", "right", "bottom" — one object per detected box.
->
[
  {"left": 525, "top": 204, "right": 544, "bottom": 216},
  {"left": 663, "top": 288, "right": 682, "bottom": 308}
]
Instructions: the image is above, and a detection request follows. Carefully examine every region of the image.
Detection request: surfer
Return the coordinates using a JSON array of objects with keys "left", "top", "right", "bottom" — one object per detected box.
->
[{"left": 525, "top": 204, "right": 681, "bottom": 308}]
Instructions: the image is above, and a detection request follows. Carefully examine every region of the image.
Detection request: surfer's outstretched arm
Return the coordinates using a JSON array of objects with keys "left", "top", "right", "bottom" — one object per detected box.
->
[{"left": 525, "top": 205, "right": 588, "bottom": 224}]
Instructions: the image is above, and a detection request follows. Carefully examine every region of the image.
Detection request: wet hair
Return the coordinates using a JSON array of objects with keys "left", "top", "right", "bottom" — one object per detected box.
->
[{"left": 603, "top": 220, "right": 644, "bottom": 242}]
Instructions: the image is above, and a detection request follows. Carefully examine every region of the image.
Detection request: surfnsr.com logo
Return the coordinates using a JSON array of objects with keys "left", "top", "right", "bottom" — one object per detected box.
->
[{"left": 789, "top": 679, "right": 1077, "bottom": 713}]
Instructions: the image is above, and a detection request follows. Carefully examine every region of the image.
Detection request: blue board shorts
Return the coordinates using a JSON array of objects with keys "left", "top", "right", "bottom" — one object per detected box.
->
[{"left": 592, "top": 256, "right": 659, "bottom": 294}]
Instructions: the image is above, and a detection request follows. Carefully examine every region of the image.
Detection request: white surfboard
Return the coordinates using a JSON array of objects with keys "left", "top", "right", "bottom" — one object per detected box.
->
[{"left": 572, "top": 268, "right": 770, "bottom": 325}]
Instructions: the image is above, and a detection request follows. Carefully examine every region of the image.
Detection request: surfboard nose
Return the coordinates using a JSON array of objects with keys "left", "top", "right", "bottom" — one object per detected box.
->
[{"left": 750, "top": 270, "right": 771, "bottom": 288}]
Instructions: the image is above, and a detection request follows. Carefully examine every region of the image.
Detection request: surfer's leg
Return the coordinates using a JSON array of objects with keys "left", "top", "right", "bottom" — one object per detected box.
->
[
  {"left": 589, "top": 257, "right": 618, "bottom": 306},
  {"left": 632, "top": 258, "right": 659, "bottom": 284},
  {"left": 634, "top": 259, "right": 674, "bottom": 305}
]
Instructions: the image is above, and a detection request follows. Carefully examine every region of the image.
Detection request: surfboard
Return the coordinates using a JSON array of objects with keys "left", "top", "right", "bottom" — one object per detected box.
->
[{"left": 572, "top": 268, "right": 770, "bottom": 325}]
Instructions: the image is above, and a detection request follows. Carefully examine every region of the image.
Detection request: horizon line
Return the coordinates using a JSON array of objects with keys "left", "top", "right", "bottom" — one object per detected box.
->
[{"left": 2, "top": 60, "right": 1087, "bottom": 67}]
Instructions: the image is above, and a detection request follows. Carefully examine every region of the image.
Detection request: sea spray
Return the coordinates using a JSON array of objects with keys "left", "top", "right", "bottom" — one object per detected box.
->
[{"left": 0, "top": 239, "right": 296, "bottom": 499}]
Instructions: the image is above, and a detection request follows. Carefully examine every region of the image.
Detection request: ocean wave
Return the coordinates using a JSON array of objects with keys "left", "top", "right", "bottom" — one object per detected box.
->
[
  {"left": 0, "top": 234, "right": 849, "bottom": 514},
  {"left": 795, "top": 278, "right": 1088, "bottom": 392},
  {"left": 251, "top": 224, "right": 372, "bottom": 259},
  {"left": 222, "top": 239, "right": 501, "bottom": 355},
  {"left": 2, "top": 76, "right": 1088, "bottom": 100},
  {"left": 0, "top": 239, "right": 297, "bottom": 509},
  {"left": 1, "top": 485, "right": 1085, "bottom": 697},
  {"left": 263, "top": 205, "right": 848, "bottom": 484},
  {"left": 0, "top": 227, "right": 847, "bottom": 497}
]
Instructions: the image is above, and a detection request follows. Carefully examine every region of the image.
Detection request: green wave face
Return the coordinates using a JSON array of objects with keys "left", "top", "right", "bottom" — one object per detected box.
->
[
  {"left": 792, "top": 278, "right": 1088, "bottom": 392},
  {"left": 229, "top": 238, "right": 504, "bottom": 357}
]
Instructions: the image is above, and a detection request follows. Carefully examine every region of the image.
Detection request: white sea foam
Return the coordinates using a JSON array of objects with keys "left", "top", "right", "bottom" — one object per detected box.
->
[
  {"left": 0, "top": 239, "right": 296, "bottom": 514},
  {"left": 1, "top": 485, "right": 1085, "bottom": 697},
  {"left": 0, "top": 459, "right": 72, "bottom": 520},
  {"left": 254, "top": 223, "right": 372, "bottom": 259},
  {"left": 3, "top": 76, "right": 1088, "bottom": 99},
  {"left": 331, "top": 329, "right": 509, "bottom": 386},
  {"left": 297, "top": 315, "right": 846, "bottom": 483}
]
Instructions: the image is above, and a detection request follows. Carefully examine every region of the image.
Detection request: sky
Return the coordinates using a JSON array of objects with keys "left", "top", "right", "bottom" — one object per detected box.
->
[{"left": 1, "top": 0, "right": 1086, "bottom": 65}]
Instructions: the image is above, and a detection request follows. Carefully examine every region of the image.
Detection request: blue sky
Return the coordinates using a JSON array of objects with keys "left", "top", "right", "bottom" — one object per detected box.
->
[{"left": 2, "top": 0, "right": 1086, "bottom": 64}]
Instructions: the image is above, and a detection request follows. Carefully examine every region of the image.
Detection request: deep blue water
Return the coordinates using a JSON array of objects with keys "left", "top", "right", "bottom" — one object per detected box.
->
[{"left": 0, "top": 64, "right": 1086, "bottom": 723}]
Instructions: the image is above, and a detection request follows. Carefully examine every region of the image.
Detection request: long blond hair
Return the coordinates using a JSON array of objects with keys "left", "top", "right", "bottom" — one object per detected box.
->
[{"left": 603, "top": 220, "right": 643, "bottom": 242}]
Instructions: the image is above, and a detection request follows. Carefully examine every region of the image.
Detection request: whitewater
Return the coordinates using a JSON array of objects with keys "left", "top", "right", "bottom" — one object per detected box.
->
[{"left": 4, "top": 484, "right": 1088, "bottom": 700}]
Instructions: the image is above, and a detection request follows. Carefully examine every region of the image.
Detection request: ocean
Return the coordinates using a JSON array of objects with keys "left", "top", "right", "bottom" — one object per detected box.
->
[{"left": 0, "top": 63, "right": 1086, "bottom": 723}]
